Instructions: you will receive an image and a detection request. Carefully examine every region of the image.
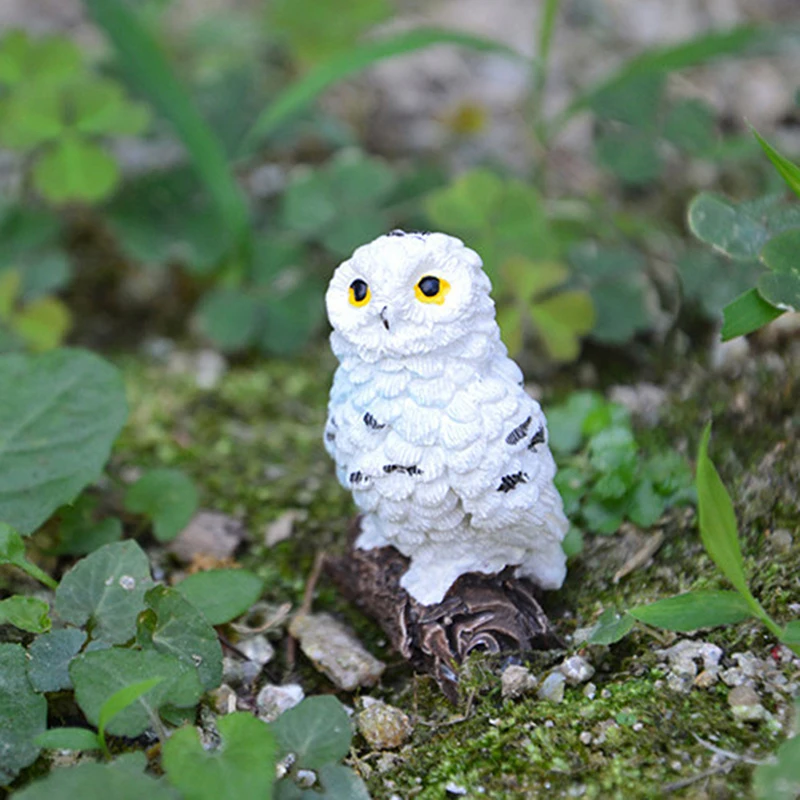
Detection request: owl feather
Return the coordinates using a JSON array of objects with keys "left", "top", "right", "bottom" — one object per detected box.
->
[{"left": 324, "top": 231, "right": 569, "bottom": 605}]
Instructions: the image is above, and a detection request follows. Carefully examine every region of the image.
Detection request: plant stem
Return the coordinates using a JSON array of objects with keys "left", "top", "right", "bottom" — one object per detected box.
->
[
  {"left": 740, "top": 588, "right": 800, "bottom": 658},
  {"left": 528, "top": 0, "right": 561, "bottom": 150},
  {"left": 21, "top": 561, "right": 58, "bottom": 590}
]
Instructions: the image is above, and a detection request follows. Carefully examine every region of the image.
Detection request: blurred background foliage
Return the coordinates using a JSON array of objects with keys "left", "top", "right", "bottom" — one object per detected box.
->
[{"left": 0, "top": 0, "right": 798, "bottom": 363}]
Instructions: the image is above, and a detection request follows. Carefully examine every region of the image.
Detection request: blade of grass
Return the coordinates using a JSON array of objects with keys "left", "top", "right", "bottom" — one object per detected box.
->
[
  {"left": 721, "top": 288, "right": 784, "bottom": 341},
  {"left": 83, "top": 0, "right": 251, "bottom": 258},
  {"left": 240, "top": 27, "right": 525, "bottom": 155},
  {"left": 529, "top": 0, "right": 561, "bottom": 143},
  {"left": 97, "top": 676, "right": 164, "bottom": 757},
  {"left": 752, "top": 127, "right": 800, "bottom": 200},
  {"left": 548, "top": 24, "right": 787, "bottom": 136}
]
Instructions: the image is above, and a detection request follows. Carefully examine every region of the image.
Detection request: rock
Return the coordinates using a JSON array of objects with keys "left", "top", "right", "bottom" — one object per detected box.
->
[
  {"left": 720, "top": 668, "right": 747, "bottom": 688},
  {"left": 222, "top": 655, "right": 261, "bottom": 689},
  {"left": 445, "top": 782, "right": 468, "bottom": 796},
  {"left": 501, "top": 665, "right": 538, "bottom": 699},
  {"left": 694, "top": 669, "right": 719, "bottom": 689},
  {"left": 608, "top": 383, "right": 668, "bottom": 426},
  {"left": 537, "top": 672, "right": 566, "bottom": 703},
  {"left": 728, "top": 685, "right": 768, "bottom": 722},
  {"left": 167, "top": 511, "right": 246, "bottom": 563},
  {"left": 357, "top": 699, "right": 413, "bottom": 750},
  {"left": 560, "top": 655, "right": 595, "bottom": 686},
  {"left": 579, "top": 731, "right": 593, "bottom": 745},
  {"left": 263, "top": 510, "right": 303, "bottom": 548},
  {"left": 209, "top": 683, "right": 237, "bottom": 714},
  {"left": 256, "top": 683, "right": 305, "bottom": 723},
  {"left": 583, "top": 682, "right": 597, "bottom": 700},
  {"left": 289, "top": 612, "right": 385, "bottom": 691},
  {"left": 237, "top": 635, "right": 275, "bottom": 668},
  {"left": 770, "top": 528, "right": 794, "bottom": 553}
]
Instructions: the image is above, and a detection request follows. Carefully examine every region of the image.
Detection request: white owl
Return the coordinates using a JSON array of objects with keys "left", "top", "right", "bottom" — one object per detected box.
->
[{"left": 324, "top": 231, "right": 569, "bottom": 606}]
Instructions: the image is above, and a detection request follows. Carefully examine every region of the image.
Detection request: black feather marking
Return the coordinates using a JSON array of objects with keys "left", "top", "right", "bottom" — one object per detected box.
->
[
  {"left": 505, "top": 416, "right": 532, "bottom": 445},
  {"left": 528, "top": 426, "right": 546, "bottom": 451},
  {"left": 349, "top": 471, "right": 363, "bottom": 484},
  {"left": 383, "top": 464, "right": 423, "bottom": 476},
  {"left": 325, "top": 431, "right": 335, "bottom": 442},
  {"left": 497, "top": 471, "right": 528, "bottom": 493},
  {"left": 363, "top": 412, "right": 385, "bottom": 430},
  {"left": 388, "top": 229, "right": 407, "bottom": 237}
]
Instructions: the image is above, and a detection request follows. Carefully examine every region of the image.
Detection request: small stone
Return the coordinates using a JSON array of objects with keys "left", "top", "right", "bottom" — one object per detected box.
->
[
  {"left": 501, "top": 665, "right": 538, "bottom": 699},
  {"left": 537, "top": 672, "right": 566, "bottom": 704},
  {"left": 732, "top": 652, "right": 762, "bottom": 678},
  {"left": 237, "top": 635, "right": 275, "bottom": 668},
  {"left": 289, "top": 612, "right": 385, "bottom": 691},
  {"left": 194, "top": 349, "right": 227, "bottom": 390},
  {"left": 209, "top": 683, "right": 237, "bottom": 715},
  {"left": 632, "top": 722, "right": 644, "bottom": 733},
  {"left": 222, "top": 655, "right": 261, "bottom": 689},
  {"left": 720, "top": 668, "right": 747, "bottom": 688},
  {"left": 694, "top": 669, "right": 719, "bottom": 689},
  {"left": 583, "top": 682, "right": 597, "bottom": 700},
  {"left": 296, "top": 769, "right": 316, "bottom": 789},
  {"left": 357, "top": 699, "right": 413, "bottom": 750},
  {"left": 579, "top": 731, "right": 593, "bottom": 745},
  {"left": 728, "top": 685, "right": 768, "bottom": 722},
  {"left": 167, "top": 511, "right": 246, "bottom": 563},
  {"left": 770, "top": 528, "right": 794, "bottom": 553},
  {"left": 263, "top": 510, "right": 304, "bottom": 548},
  {"left": 445, "top": 781, "right": 468, "bottom": 796},
  {"left": 560, "top": 655, "right": 595, "bottom": 686},
  {"left": 256, "top": 683, "right": 304, "bottom": 723}
]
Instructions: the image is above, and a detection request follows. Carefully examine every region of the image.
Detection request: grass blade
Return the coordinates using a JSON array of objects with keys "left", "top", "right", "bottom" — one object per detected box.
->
[
  {"left": 240, "top": 27, "right": 524, "bottom": 154},
  {"left": 628, "top": 590, "right": 753, "bottom": 632},
  {"left": 551, "top": 24, "right": 785, "bottom": 134},
  {"left": 721, "top": 288, "right": 784, "bottom": 341},
  {"left": 97, "top": 677, "right": 164, "bottom": 757},
  {"left": 696, "top": 423, "right": 748, "bottom": 596},
  {"left": 752, "top": 127, "right": 800, "bottom": 200},
  {"left": 83, "top": 0, "right": 250, "bottom": 254}
]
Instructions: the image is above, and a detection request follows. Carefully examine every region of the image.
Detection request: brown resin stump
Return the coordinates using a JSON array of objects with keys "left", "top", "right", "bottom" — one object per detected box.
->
[{"left": 325, "top": 518, "right": 564, "bottom": 702}]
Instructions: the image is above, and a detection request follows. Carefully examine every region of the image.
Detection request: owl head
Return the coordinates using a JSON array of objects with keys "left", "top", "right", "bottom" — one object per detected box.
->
[{"left": 326, "top": 231, "right": 496, "bottom": 360}]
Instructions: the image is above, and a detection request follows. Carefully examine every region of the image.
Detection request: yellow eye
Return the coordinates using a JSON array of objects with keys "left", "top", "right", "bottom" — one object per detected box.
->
[
  {"left": 415, "top": 275, "right": 450, "bottom": 305},
  {"left": 349, "top": 278, "right": 370, "bottom": 307}
]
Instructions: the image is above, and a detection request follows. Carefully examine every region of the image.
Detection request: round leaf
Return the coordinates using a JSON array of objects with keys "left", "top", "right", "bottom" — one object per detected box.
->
[
  {"left": 176, "top": 569, "right": 263, "bottom": 625},
  {"left": 163, "top": 713, "right": 276, "bottom": 800},
  {"left": 0, "top": 348, "right": 128, "bottom": 535},
  {"left": 0, "top": 596, "right": 51, "bottom": 633},
  {"left": 124, "top": 469, "right": 199, "bottom": 542},
  {"left": 27, "top": 628, "right": 87, "bottom": 692},
  {"left": 196, "top": 287, "right": 261, "bottom": 352}
]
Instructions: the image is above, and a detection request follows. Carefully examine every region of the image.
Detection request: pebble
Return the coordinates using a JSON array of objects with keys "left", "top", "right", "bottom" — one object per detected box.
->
[
  {"left": 693, "top": 669, "right": 719, "bottom": 689},
  {"left": 221, "top": 655, "right": 261, "bottom": 689},
  {"left": 167, "top": 510, "right": 246, "bottom": 563},
  {"left": 209, "top": 683, "right": 237, "bottom": 714},
  {"left": 445, "top": 782, "right": 468, "bottom": 796},
  {"left": 237, "top": 634, "right": 275, "bottom": 668},
  {"left": 357, "top": 699, "right": 413, "bottom": 750},
  {"left": 560, "top": 655, "right": 595, "bottom": 686},
  {"left": 537, "top": 672, "right": 566, "bottom": 704},
  {"left": 579, "top": 731, "right": 593, "bottom": 745},
  {"left": 583, "top": 682, "right": 597, "bottom": 700},
  {"left": 256, "top": 683, "right": 305, "bottom": 723},
  {"left": 501, "top": 665, "right": 538, "bottom": 699},
  {"left": 288, "top": 612, "right": 385, "bottom": 691},
  {"left": 770, "top": 528, "right": 794, "bottom": 553},
  {"left": 728, "top": 685, "right": 768, "bottom": 722}
]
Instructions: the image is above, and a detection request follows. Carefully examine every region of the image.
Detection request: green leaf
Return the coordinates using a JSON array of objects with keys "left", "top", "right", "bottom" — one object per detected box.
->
[
  {"left": 124, "top": 468, "right": 199, "bottom": 541},
  {"left": 761, "top": 228, "right": 800, "bottom": 275},
  {"left": 0, "top": 522, "right": 57, "bottom": 588},
  {"left": 529, "top": 289, "right": 595, "bottom": 362},
  {"left": 163, "top": 712, "right": 276, "bottom": 800},
  {"left": 587, "top": 609, "right": 636, "bottom": 646},
  {"left": 752, "top": 127, "right": 800, "bottom": 200},
  {"left": 35, "top": 727, "right": 101, "bottom": 752},
  {"left": 83, "top": 0, "right": 251, "bottom": 253},
  {"left": 98, "top": 677, "right": 164, "bottom": 755},
  {"left": 242, "top": 27, "right": 523, "bottom": 151},
  {"left": 721, "top": 287, "right": 784, "bottom": 340},
  {"left": 627, "top": 479, "right": 666, "bottom": 527},
  {"left": 663, "top": 98, "right": 717, "bottom": 155},
  {"left": 314, "top": 763, "right": 371, "bottom": 800},
  {"left": 581, "top": 496, "right": 627, "bottom": 535},
  {"left": 12, "top": 759, "right": 178, "bottom": 800},
  {"left": 545, "top": 391, "right": 605, "bottom": 454},
  {"left": 628, "top": 591, "right": 753, "bottom": 632},
  {"left": 696, "top": 424, "right": 748, "bottom": 597},
  {"left": 70, "top": 648, "right": 203, "bottom": 737},
  {"left": 57, "top": 515, "right": 124, "bottom": 556},
  {"left": 0, "top": 643, "right": 48, "bottom": 784},
  {"left": 595, "top": 126, "right": 662, "bottom": 184},
  {"left": 259, "top": 284, "right": 324, "bottom": 357},
  {"left": 0, "top": 348, "right": 127, "bottom": 534},
  {"left": 758, "top": 271, "right": 800, "bottom": 312},
  {"left": 752, "top": 728, "right": 800, "bottom": 800},
  {"left": 196, "top": 287, "right": 261, "bottom": 352},
  {"left": 33, "top": 136, "right": 120, "bottom": 204},
  {"left": 0, "top": 269, "right": 20, "bottom": 319},
  {"left": 70, "top": 78, "right": 151, "bottom": 136},
  {"left": 0, "top": 595, "right": 51, "bottom": 633},
  {"left": 55, "top": 540, "right": 154, "bottom": 645},
  {"left": 11, "top": 295, "right": 72, "bottom": 351},
  {"left": 27, "top": 628, "right": 87, "bottom": 692},
  {"left": 140, "top": 585, "right": 223, "bottom": 690},
  {"left": 176, "top": 569, "right": 263, "bottom": 625},
  {"left": 272, "top": 696, "right": 353, "bottom": 769},
  {"left": 587, "top": 71, "right": 664, "bottom": 127},
  {"left": 0, "top": 86, "right": 64, "bottom": 149},
  {"left": 688, "top": 192, "right": 769, "bottom": 261},
  {"left": 780, "top": 620, "right": 800, "bottom": 646}
]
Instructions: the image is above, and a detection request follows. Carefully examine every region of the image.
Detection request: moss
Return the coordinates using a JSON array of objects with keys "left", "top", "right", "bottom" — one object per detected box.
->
[{"left": 112, "top": 346, "right": 800, "bottom": 799}]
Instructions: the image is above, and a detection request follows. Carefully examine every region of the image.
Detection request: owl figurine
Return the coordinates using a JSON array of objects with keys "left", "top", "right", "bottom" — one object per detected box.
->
[{"left": 324, "top": 231, "right": 569, "bottom": 606}]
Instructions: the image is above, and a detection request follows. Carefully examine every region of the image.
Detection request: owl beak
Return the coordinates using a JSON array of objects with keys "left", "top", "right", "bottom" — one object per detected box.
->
[{"left": 379, "top": 305, "right": 390, "bottom": 331}]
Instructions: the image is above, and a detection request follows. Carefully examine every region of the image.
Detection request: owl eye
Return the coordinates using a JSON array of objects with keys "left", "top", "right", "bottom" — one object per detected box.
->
[
  {"left": 349, "top": 278, "right": 370, "bottom": 307},
  {"left": 415, "top": 275, "right": 450, "bottom": 305}
]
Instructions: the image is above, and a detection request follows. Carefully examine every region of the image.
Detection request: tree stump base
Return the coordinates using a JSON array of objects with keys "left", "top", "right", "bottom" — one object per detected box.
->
[{"left": 325, "top": 518, "right": 564, "bottom": 702}]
